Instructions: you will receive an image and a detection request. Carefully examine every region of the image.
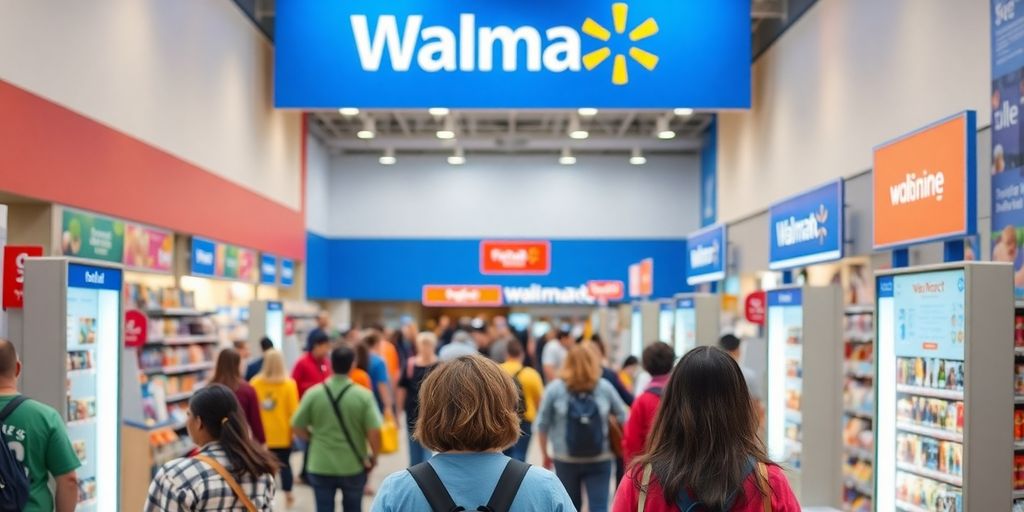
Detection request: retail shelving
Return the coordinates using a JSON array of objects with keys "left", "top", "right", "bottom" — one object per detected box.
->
[
  {"left": 1013, "top": 301, "right": 1024, "bottom": 509},
  {"left": 842, "top": 305, "right": 875, "bottom": 512}
]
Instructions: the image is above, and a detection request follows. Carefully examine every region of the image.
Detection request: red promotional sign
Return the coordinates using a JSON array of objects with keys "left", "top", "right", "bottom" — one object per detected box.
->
[
  {"left": 124, "top": 310, "right": 148, "bottom": 348},
  {"left": 285, "top": 317, "right": 296, "bottom": 336},
  {"left": 639, "top": 258, "right": 654, "bottom": 296},
  {"left": 628, "top": 263, "right": 641, "bottom": 298},
  {"left": 422, "top": 285, "right": 504, "bottom": 307},
  {"left": 480, "top": 241, "right": 550, "bottom": 275},
  {"left": 3, "top": 246, "right": 43, "bottom": 310},
  {"left": 587, "top": 280, "right": 625, "bottom": 302},
  {"left": 745, "top": 291, "right": 767, "bottom": 325}
]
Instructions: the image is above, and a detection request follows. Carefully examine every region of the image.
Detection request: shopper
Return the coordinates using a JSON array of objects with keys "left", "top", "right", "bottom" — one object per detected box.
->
[
  {"left": 294, "top": 330, "right": 331, "bottom": 398},
  {"left": 535, "top": 345, "right": 628, "bottom": 512},
  {"left": 469, "top": 319, "right": 494, "bottom": 359},
  {"left": 438, "top": 330, "right": 477, "bottom": 361},
  {"left": 349, "top": 338, "right": 374, "bottom": 390},
  {"left": 397, "top": 331, "right": 439, "bottom": 466},
  {"left": 250, "top": 349, "right": 299, "bottom": 507},
  {"left": 363, "top": 333, "right": 396, "bottom": 415},
  {"left": 293, "top": 344, "right": 383, "bottom": 512},
  {"left": 541, "top": 329, "right": 574, "bottom": 383},
  {"left": 612, "top": 347, "right": 800, "bottom": 512},
  {"left": 500, "top": 339, "right": 543, "bottom": 462},
  {"left": 379, "top": 329, "right": 402, "bottom": 384},
  {"left": 146, "top": 384, "right": 277, "bottom": 511},
  {"left": 0, "top": 339, "right": 79, "bottom": 512},
  {"left": 370, "top": 355, "right": 575, "bottom": 511},
  {"left": 245, "top": 336, "right": 275, "bottom": 380},
  {"left": 621, "top": 342, "right": 675, "bottom": 466},
  {"left": 719, "top": 334, "right": 763, "bottom": 411},
  {"left": 210, "top": 348, "right": 266, "bottom": 444},
  {"left": 617, "top": 356, "right": 639, "bottom": 393},
  {"left": 585, "top": 338, "right": 634, "bottom": 406}
]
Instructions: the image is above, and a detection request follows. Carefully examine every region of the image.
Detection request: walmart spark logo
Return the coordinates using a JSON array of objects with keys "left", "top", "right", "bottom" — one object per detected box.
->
[{"left": 582, "top": 3, "right": 659, "bottom": 85}]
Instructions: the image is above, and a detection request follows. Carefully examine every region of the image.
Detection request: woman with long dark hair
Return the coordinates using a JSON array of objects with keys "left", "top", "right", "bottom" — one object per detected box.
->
[
  {"left": 612, "top": 347, "right": 800, "bottom": 512},
  {"left": 146, "top": 384, "right": 278, "bottom": 510},
  {"left": 210, "top": 348, "right": 266, "bottom": 444}
]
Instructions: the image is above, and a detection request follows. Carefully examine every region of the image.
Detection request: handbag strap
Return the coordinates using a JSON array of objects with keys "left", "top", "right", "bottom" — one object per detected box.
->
[
  {"left": 323, "top": 383, "right": 368, "bottom": 466},
  {"left": 637, "top": 464, "right": 653, "bottom": 512},
  {"left": 194, "top": 454, "right": 257, "bottom": 512},
  {"left": 755, "top": 462, "right": 771, "bottom": 512}
]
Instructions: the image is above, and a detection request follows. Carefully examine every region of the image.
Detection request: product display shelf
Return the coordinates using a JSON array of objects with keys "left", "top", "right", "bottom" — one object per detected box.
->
[
  {"left": 842, "top": 307, "right": 874, "bottom": 512},
  {"left": 1013, "top": 302, "right": 1024, "bottom": 508},
  {"left": 121, "top": 423, "right": 196, "bottom": 510}
]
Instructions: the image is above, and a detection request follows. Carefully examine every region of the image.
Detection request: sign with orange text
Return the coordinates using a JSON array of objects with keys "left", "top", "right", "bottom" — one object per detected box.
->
[
  {"left": 422, "top": 285, "right": 504, "bottom": 307},
  {"left": 873, "top": 112, "right": 977, "bottom": 249},
  {"left": 480, "top": 240, "right": 550, "bottom": 275},
  {"left": 639, "top": 258, "right": 654, "bottom": 296},
  {"left": 587, "top": 280, "right": 625, "bottom": 302}
]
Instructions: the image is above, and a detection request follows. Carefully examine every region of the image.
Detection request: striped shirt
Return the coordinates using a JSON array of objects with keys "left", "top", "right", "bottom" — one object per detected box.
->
[{"left": 145, "top": 442, "right": 276, "bottom": 511}]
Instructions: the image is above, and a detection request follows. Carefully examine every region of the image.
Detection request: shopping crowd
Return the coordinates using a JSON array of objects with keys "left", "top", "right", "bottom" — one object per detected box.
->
[{"left": 0, "top": 313, "right": 800, "bottom": 512}]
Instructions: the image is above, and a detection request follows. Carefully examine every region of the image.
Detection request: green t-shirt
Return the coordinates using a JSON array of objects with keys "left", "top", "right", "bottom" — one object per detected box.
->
[
  {"left": 0, "top": 394, "right": 81, "bottom": 512},
  {"left": 292, "top": 376, "right": 381, "bottom": 477}
]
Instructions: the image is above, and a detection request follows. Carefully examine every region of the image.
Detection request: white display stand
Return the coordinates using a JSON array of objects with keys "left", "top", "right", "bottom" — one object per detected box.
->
[
  {"left": 875, "top": 262, "right": 1013, "bottom": 512},
  {"left": 22, "top": 258, "right": 123, "bottom": 511},
  {"left": 672, "top": 293, "right": 721, "bottom": 357},
  {"left": 249, "top": 300, "right": 299, "bottom": 369},
  {"left": 765, "top": 284, "right": 843, "bottom": 507},
  {"left": 629, "top": 300, "right": 660, "bottom": 357},
  {"left": 657, "top": 299, "right": 674, "bottom": 345}
]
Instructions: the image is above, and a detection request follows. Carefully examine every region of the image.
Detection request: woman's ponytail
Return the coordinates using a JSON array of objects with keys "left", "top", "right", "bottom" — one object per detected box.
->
[{"left": 190, "top": 384, "right": 278, "bottom": 478}]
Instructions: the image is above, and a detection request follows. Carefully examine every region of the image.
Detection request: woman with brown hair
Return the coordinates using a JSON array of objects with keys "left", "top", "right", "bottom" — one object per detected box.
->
[
  {"left": 209, "top": 348, "right": 266, "bottom": 444},
  {"left": 371, "top": 355, "right": 574, "bottom": 512},
  {"left": 535, "top": 345, "right": 628, "bottom": 512},
  {"left": 612, "top": 346, "right": 800, "bottom": 512}
]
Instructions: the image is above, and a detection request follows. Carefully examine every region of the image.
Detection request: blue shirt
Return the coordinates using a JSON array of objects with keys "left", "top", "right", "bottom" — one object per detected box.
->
[
  {"left": 368, "top": 353, "right": 390, "bottom": 410},
  {"left": 370, "top": 453, "right": 574, "bottom": 512},
  {"left": 534, "top": 379, "right": 628, "bottom": 462}
]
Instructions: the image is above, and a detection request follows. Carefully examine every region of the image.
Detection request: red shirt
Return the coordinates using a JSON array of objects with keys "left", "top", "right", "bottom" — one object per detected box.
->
[
  {"left": 233, "top": 382, "right": 266, "bottom": 444},
  {"left": 622, "top": 383, "right": 665, "bottom": 466},
  {"left": 613, "top": 463, "right": 801, "bottom": 512},
  {"left": 292, "top": 352, "right": 328, "bottom": 398}
]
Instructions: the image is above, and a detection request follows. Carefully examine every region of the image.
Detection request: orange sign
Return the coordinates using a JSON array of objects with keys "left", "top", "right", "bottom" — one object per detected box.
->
[
  {"left": 873, "top": 113, "right": 975, "bottom": 249},
  {"left": 628, "top": 264, "right": 641, "bottom": 298},
  {"left": 422, "top": 285, "right": 504, "bottom": 307},
  {"left": 480, "top": 241, "right": 550, "bottom": 275},
  {"left": 587, "top": 280, "right": 625, "bottom": 302},
  {"left": 639, "top": 258, "right": 654, "bottom": 296}
]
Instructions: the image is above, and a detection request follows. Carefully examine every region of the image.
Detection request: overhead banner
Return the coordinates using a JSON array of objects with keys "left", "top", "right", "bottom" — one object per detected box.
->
[
  {"left": 281, "top": 259, "right": 295, "bottom": 287},
  {"left": 260, "top": 254, "right": 278, "bottom": 285},
  {"left": 992, "top": 1, "right": 1024, "bottom": 295},
  {"left": 191, "top": 237, "right": 258, "bottom": 282},
  {"left": 480, "top": 240, "right": 551, "bottom": 275},
  {"left": 768, "top": 180, "right": 844, "bottom": 270},
  {"left": 124, "top": 223, "right": 173, "bottom": 273},
  {"left": 423, "top": 285, "right": 504, "bottom": 307},
  {"left": 639, "top": 258, "right": 654, "bottom": 296},
  {"left": 274, "top": 0, "right": 751, "bottom": 109},
  {"left": 873, "top": 112, "right": 976, "bottom": 249},
  {"left": 686, "top": 224, "right": 726, "bottom": 285},
  {"left": 60, "top": 208, "right": 124, "bottom": 263}
]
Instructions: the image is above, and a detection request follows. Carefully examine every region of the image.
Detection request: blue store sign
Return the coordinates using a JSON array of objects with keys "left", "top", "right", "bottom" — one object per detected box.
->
[
  {"left": 767, "top": 288, "right": 802, "bottom": 307},
  {"left": 686, "top": 224, "right": 726, "bottom": 285},
  {"left": 275, "top": 0, "right": 750, "bottom": 109},
  {"left": 191, "top": 237, "right": 217, "bottom": 277},
  {"left": 280, "top": 259, "right": 295, "bottom": 287},
  {"left": 260, "top": 254, "right": 278, "bottom": 285},
  {"left": 768, "top": 179, "right": 844, "bottom": 270}
]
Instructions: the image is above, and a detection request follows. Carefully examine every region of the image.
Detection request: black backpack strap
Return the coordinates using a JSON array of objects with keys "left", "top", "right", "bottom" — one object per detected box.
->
[
  {"left": 479, "top": 458, "right": 531, "bottom": 512},
  {"left": 0, "top": 396, "right": 28, "bottom": 423},
  {"left": 323, "top": 384, "right": 367, "bottom": 466},
  {"left": 407, "top": 462, "right": 464, "bottom": 512}
]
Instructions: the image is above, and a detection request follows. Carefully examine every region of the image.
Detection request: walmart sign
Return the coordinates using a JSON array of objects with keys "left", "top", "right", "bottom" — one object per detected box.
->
[{"left": 275, "top": 0, "right": 750, "bottom": 109}]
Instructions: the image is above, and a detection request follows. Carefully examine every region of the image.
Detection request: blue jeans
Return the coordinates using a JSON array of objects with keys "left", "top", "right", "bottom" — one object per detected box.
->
[
  {"left": 502, "top": 420, "right": 533, "bottom": 461},
  {"left": 553, "top": 460, "right": 612, "bottom": 512},
  {"left": 271, "top": 448, "right": 294, "bottom": 492},
  {"left": 408, "top": 430, "right": 432, "bottom": 466},
  {"left": 308, "top": 472, "right": 367, "bottom": 512}
]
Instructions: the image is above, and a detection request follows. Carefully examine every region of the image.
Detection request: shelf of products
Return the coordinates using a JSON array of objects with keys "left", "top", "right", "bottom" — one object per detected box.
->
[
  {"left": 126, "top": 283, "right": 197, "bottom": 312},
  {"left": 842, "top": 308, "right": 874, "bottom": 512},
  {"left": 783, "top": 325, "right": 803, "bottom": 470},
  {"left": 1015, "top": 306, "right": 1024, "bottom": 510}
]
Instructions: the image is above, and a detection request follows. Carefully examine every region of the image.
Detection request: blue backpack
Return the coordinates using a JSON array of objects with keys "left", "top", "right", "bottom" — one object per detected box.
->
[
  {"left": 0, "top": 396, "right": 30, "bottom": 512},
  {"left": 565, "top": 391, "right": 603, "bottom": 457}
]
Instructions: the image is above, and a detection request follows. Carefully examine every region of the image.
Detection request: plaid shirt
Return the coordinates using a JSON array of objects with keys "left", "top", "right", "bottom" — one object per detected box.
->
[{"left": 145, "top": 442, "right": 276, "bottom": 511}]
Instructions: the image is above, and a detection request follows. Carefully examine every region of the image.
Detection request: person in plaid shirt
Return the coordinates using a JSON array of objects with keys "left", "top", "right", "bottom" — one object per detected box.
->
[{"left": 146, "top": 384, "right": 279, "bottom": 511}]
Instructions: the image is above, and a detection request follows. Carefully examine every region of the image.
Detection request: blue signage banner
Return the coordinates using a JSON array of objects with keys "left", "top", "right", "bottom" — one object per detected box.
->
[
  {"left": 68, "top": 263, "right": 123, "bottom": 292},
  {"left": 191, "top": 237, "right": 217, "bottom": 277},
  {"left": 767, "top": 288, "right": 802, "bottom": 307},
  {"left": 275, "top": 0, "right": 750, "bottom": 109},
  {"left": 877, "top": 275, "right": 894, "bottom": 298},
  {"left": 768, "top": 179, "right": 844, "bottom": 270},
  {"left": 268, "top": 301, "right": 283, "bottom": 312},
  {"left": 686, "top": 224, "right": 726, "bottom": 285},
  {"left": 260, "top": 254, "right": 278, "bottom": 285},
  {"left": 992, "top": 0, "right": 1024, "bottom": 296},
  {"left": 700, "top": 117, "right": 718, "bottom": 227},
  {"left": 280, "top": 259, "right": 295, "bottom": 287},
  {"left": 676, "top": 297, "right": 694, "bottom": 309}
]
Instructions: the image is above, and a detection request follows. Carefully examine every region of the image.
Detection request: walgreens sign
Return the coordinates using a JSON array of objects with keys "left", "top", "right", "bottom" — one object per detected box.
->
[{"left": 480, "top": 240, "right": 551, "bottom": 275}]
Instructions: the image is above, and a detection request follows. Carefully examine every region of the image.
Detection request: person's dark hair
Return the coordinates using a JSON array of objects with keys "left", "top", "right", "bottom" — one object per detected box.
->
[
  {"left": 308, "top": 329, "right": 329, "bottom": 352},
  {"left": 331, "top": 345, "right": 355, "bottom": 374},
  {"left": 718, "top": 334, "right": 741, "bottom": 352},
  {"left": 0, "top": 339, "right": 16, "bottom": 377},
  {"left": 557, "top": 330, "right": 572, "bottom": 341},
  {"left": 589, "top": 337, "right": 607, "bottom": 357},
  {"left": 353, "top": 340, "right": 370, "bottom": 372},
  {"left": 363, "top": 333, "right": 381, "bottom": 348},
  {"left": 210, "top": 348, "right": 243, "bottom": 390},
  {"left": 632, "top": 346, "right": 769, "bottom": 509},
  {"left": 189, "top": 384, "right": 277, "bottom": 478},
  {"left": 259, "top": 337, "right": 274, "bottom": 352},
  {"left": 621, "top": 355, "right": 639, "bottom": 369},
  {"left": 506, "top": 339, "right": 524, "bottom": 359},
  {"left": 642, "top": 342, "right": 675, "bottom": 377}
]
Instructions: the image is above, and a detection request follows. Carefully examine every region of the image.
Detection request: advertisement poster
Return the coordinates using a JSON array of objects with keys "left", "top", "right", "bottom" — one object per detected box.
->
[
  {"left": 768, "top": 180, "right": 844, "bottom": 269},
  {"left": 992, "top": 0, "right": 1024, "bottom": 295},
  {"left": 281, "top": 259, "right": 295, "bottom": 287},
  {"left": 61, "top": 208, "right": 124, "bottom": 263},
  {"left": 123, "top": 223, "right": 173, "bottom": 272},
  {"left": 686, "top": 224, "right": 726, "bottom": 285},
  {"left": 191, "top": 237, "right": 217, "bottom": 276},
  {"left": 260, "top": 254, "right": 278, "bottom": 285},
  {"left": 2, "top": 246, "right": 43, "bottom": 309},
  {"left": 480, "top": 240, "right": 551, "bottom": 275},
  {"left": 889, "top": 270, "right": 966, "bottom": 361}
]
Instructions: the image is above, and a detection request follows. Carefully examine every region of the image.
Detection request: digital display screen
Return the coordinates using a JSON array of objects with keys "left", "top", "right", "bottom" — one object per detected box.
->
[
  {"left": 658, "top": 303, "right": 674, "bottom": 344},
  {"left": 876, "top": 270, "right": 965, "bottom": 512},
  {"left": 674, "top": 299, "right": 696, "bottom": 357},
  {"left": 631, "top": 306, "right": 643, "bottom": 357},
  {"left": 65, "top": 264, "right": 121, "bottom": 511},
  {"left": 766, "top": 289, "right": 803, "bottom": 470}
]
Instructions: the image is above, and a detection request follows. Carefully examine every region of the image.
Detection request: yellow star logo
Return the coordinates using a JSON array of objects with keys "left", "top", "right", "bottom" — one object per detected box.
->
[{"left": 581, "top": 3, "right": 659, "bottom": 86}]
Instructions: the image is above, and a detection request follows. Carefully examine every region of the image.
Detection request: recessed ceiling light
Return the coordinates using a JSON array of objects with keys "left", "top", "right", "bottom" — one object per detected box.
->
[
  {"left": 568, "top": 117, "right": 589, "bottom": 140},
  {"left": 673, "top": 108, "right": 694, "bottom": 117},
  {"left": 379, "top": 148, "right": 396, "bottom": 165},
  {"left": 448, "top": 147, "right": 466, "bottom": 166},
  {"left": 630, "top": 147, "right": 647, "bottom": 166},
  {"left": 428, "top": 107, "right": 450, "bottom": 116},
  {"left": 559, "top": 147, "right": 577, "bottom": 166},
  {"left": 578, "top": 108, "right": 599, "bottom": 117},
  {"left": 339, "top": 107, "right": 360, "bottom": 116}
]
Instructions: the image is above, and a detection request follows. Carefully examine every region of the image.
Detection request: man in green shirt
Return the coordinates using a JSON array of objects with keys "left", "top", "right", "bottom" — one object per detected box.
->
[
  {"left": 293, "top": 344, "right": 382, "bottom": 512},
  {"left": 0, "top": 339, "right": 80, "bottom": 512}
]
